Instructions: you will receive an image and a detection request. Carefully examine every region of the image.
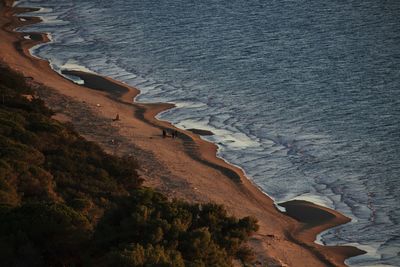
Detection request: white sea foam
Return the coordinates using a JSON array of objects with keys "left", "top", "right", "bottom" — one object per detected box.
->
[
  {"left": 62, "top": 61, "right": 95, "bottom": 74},
  {"left": 28, "top": 41, "right": 48, "bottom": 59}
]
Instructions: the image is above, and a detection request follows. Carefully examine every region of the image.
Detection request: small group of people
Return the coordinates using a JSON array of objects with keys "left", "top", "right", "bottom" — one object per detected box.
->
[{"left": 162, "top": 129, "right": 178, "bottom": 139}]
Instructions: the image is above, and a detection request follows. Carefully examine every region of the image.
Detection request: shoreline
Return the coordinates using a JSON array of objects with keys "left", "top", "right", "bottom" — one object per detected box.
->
[{"left": 0, "top": 1, "right": 365, "bottom": 266}]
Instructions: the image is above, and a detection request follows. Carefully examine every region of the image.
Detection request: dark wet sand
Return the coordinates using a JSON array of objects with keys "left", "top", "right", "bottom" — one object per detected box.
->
[{"left": 187, "top": 128, "right": 214, "bottom": 136}]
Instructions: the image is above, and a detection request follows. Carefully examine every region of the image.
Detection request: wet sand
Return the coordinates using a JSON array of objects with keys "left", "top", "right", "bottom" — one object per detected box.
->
[
  {"left": 187, "top": 128, "right": 214, "bottom": 136},
  {"left": 0, "top": 1, "right": 365, "bottom": 266}
]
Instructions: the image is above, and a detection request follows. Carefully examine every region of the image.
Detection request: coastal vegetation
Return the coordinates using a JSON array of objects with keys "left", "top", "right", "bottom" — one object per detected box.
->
[{"left": 0, "top": 65, "right": 258, "bottom": 266}]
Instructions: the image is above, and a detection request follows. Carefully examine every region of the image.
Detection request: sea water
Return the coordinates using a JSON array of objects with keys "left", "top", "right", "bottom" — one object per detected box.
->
[{"left": 15, "top": 0, "right": 400, "bottom": 265}]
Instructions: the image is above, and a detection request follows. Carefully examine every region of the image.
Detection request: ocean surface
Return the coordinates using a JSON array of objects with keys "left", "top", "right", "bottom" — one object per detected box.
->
[{"left": 16, "top": 0, "right": 400, "bottom": 266}]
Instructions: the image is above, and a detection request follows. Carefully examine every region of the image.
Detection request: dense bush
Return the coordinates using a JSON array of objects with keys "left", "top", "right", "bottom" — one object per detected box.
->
[
  {"left": 0, "top": 202, "right": 91, "bottom": 267},
  {"left": 0, "top": 66, "right": 258, "bottom": 266}
]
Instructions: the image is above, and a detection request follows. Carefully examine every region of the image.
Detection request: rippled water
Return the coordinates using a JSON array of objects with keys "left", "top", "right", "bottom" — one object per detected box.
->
[{"left": 16, "top": 0, "right": 400, "bottom": 265}]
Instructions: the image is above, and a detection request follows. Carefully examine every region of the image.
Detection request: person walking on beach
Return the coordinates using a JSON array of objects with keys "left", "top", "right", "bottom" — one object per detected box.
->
[{"left": 162, "top": 129, "right": 167, "bottom": 138}]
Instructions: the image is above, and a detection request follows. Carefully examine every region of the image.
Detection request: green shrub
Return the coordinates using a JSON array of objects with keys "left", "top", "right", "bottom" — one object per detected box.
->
[{"left": 0, "top": 202, "right": 91, "bottom": 266}]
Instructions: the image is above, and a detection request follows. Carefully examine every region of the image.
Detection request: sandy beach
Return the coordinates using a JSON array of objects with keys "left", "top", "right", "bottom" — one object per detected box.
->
[{"left": 0, "top": 1, "right": 365, "bottom": 266}]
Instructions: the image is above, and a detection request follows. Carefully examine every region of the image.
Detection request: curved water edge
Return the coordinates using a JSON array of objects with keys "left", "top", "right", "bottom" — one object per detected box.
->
[{"left": 13, "top": 1, "right": 400, "bottom": 266}]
